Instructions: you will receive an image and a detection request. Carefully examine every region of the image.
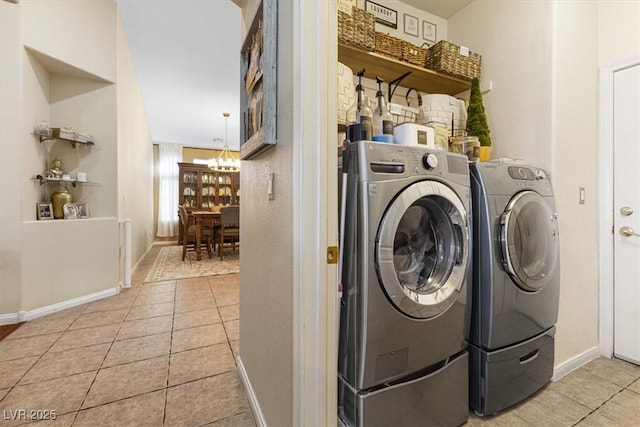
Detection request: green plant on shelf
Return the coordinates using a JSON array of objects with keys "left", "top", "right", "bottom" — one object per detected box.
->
[{"left": 466, "top": 77, "right": 492, "bottom": 147}]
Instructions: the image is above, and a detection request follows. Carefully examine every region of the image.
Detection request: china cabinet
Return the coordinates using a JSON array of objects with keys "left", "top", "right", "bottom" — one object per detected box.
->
[{"left": 178, "top": 163, "right": 240, "bottom": 210}]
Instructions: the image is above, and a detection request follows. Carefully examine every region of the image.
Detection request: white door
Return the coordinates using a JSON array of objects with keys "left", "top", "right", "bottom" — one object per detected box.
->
[{"left": 613, "top": 63, "right": 640, "bottom": 365}]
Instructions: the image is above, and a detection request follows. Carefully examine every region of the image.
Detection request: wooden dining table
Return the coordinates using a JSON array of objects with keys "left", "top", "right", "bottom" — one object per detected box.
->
[{"left": 191, "top": 211, "right": 221, "bottom": 261}]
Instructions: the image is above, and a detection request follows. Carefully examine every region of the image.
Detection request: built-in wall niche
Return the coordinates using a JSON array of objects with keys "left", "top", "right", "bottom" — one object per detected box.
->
[{"left": 24, "top": 46, "right": 117, "bottom": 220}]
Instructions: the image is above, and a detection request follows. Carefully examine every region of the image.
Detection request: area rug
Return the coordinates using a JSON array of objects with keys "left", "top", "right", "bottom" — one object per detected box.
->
[{"left": 145, "top": 245, "right": 239, "bottom": 282}]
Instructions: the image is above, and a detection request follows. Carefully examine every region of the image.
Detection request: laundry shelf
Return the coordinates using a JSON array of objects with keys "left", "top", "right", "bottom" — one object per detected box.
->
[{"left": 338, "top": 44, "right": 471, "bottom": 96}]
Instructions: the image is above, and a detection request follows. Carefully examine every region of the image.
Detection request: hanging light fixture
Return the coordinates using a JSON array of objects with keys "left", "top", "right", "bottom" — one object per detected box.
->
[{"left": 208, "top": 112, "right": 240, "bottom": 171}]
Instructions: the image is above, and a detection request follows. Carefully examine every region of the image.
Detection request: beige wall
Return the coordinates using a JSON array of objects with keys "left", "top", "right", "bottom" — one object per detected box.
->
[
  {"left": 182, "top": 147, "right": 237, "bottom": 164},
  {"left": 21, "top": 218, "right": 119, "bottom": 311},
  {"left": 21, "top": 0, "right": 116, "bottom": 82},
  {"left": 448, "top": 1, "right": 554, "bottom": 169},
  {"left": 551, "top": 0, "right": 599, "bottom": 364},
  {"left": 116, "top": 11, "right": 155, "bottom": 263},
  {"left": 1, "top": 0, "right": 154, "bottom": 317},
  {"left": 18, "top": 0, "right": 120, "bottom": 313},
  {"left": 0, "top": 1, "right": 23, "bottom": 316},
  {"left": 598, "top": 1, "right": 640, "bottom": 67},
  {"left": 239, "top": 0, "right": 295, "bottom": 425}
]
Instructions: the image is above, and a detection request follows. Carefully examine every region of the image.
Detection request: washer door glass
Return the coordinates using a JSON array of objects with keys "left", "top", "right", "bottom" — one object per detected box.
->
[
  {"left": 500, "top": 190, "right": 559, "bottom": 292},
  {"left": 376, "top": 180, "right": 469, "bottom": 319}
]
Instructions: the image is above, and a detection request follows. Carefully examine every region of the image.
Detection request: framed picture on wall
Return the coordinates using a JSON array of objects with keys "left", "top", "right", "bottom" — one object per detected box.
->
[
  {"left": 240, "top": 0, "right": 277, "bottom": 160},
  {"left": 423, "top": 21, "right": 437, "bottom": 43},
  {"left": 404, "top": 14, "right": 419, "bottom": 37},
  {"left": 365, "top": 0, "right": 397, "bottom": 29}
]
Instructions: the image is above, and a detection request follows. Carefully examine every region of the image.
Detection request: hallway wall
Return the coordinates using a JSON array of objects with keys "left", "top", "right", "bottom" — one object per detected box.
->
[
  {"left": 0, "top": 1, "right": 23, "bottom": 317},
  {"left": 116, "top": 10, "right": 155, "bottom": 264},
  {"left": 238, "top": 1, "right": 295, "bottom": 425},
  {"left": 0, "top": 0, "right": 154, "bottom": 318}
]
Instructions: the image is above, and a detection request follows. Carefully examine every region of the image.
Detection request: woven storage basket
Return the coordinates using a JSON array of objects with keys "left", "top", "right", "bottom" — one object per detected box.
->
[
  {"left": 374, "top": 32, "right": 403, "bottom": 60},
  {"left": 425, "top": 40, "right": 481, "bottom": 81},
  {"left": 402, "top": 41, "right": 428, "bottom": 67},
  {"left": 338, "top": 8, "right": 375, "bottom": 51}
]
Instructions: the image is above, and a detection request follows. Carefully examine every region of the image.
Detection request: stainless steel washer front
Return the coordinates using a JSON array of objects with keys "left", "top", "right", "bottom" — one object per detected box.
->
[{"left": 376, "top": 180, "right": 469, "bottom": 318}]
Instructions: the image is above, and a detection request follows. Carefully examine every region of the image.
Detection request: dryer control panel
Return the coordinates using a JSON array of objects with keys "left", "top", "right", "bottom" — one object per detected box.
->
[{"left": 507, "top": 166, "right": 536, "bottom": 180}]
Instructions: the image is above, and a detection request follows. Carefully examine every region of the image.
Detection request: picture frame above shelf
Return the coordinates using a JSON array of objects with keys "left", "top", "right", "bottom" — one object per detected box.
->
[{"left": 338, "top": 43, "right": 471, "bottom": 95}]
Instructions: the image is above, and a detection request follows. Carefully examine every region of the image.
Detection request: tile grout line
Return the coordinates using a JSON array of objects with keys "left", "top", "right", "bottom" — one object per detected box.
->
[
  {"left": 75, "top": 291, "right": 135, "bottom": 416},
  {"left": 569, "top": 382, "right": 633, "bottom": 426},
  {"left": 2, "top": 304, "right": 90, "bottom": 401},
  {"left": 164, "top": 280, "right": 178, "bottom": 426}
]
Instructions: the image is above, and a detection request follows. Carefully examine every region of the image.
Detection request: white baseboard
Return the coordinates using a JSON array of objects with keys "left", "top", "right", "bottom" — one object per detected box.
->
[
  {"left": 132, "top": 243, "right": 156, "bottom": 275},
  {"left": 0, "top": 288, "right": 119, "bottom": 325},
  {"left": 152, "top": 240, "right": 178, "bottom": 246},
  {"left": 0, "top": 313, "right": 20, "bottom": 326},
  {"left": 552, "top": 346, "right": 600, "bottom": 381},
  {"left": 237, "top": 356, "right": 266, "bottom": 427}
]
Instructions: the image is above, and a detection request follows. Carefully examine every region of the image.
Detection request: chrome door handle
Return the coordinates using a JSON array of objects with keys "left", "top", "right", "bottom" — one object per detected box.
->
[
  {"left": 620, "top": 206, "right": 634, "bottom": 216},
  {"left": 620, "top": 226, "right": 640, "bottom": 237}
]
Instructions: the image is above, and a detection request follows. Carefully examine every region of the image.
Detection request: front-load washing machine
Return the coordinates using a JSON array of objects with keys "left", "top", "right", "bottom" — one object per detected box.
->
[
  {"left": 469, "top": 160, "right": 560, "bottom": 415},
  {"left": 338, "top": 140, "right": 471, "bottom": 426}
]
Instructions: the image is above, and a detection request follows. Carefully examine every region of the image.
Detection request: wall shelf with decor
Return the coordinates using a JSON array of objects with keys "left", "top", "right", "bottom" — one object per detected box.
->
[
  {"left": 33, "top": 127, "right": 99, "bottom": 150},
  {"left": 32, "top": 176, "right": 99, "bottom": 187},
  {"left": 32, "top": 126, "right": 102, "bottom": 221},
  {"left": 338, "top": 43, "right": 471, "bottom": 95}
]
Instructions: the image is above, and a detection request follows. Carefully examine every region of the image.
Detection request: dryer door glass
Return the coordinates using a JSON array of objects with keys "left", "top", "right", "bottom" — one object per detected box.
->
[
  {"left": 376, "top": 180, "right": 469, "bottom": 319},
  {"left": 500, "top": 190, "right": 559, "bottom": 292}
]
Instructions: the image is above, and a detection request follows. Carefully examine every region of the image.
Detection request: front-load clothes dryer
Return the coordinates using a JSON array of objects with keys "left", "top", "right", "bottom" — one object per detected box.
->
[
  {"left": 338, "top": 141, "right": 471, "bottom": 427},
  {"left": 469, "top": 160, "right": 560, "bottom": 416}
]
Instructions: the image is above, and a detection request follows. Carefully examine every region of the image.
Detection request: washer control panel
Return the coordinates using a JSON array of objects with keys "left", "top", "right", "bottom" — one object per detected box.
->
[{"left": 422, "top": 153, "right": 439, "bottom": 169}]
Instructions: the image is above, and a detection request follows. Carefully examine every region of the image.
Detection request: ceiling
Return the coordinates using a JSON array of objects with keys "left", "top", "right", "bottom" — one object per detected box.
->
[
  {"left": 116, "top": 0, "right": 472, "bottom": 151},
  {"left": 116, "top": 0, "right": 241, "bottom": 150},
  {"left": 402, "top": 0, "right": 473, "bottom": 19}
]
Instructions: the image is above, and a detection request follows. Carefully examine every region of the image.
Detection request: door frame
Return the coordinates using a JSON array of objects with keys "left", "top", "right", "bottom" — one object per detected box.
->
[
  {"left": 291, "top": 1, "right": 337, "bottom": 426},
  {"left": 598, "top": 56, "right": 640, "bottom": 358}
]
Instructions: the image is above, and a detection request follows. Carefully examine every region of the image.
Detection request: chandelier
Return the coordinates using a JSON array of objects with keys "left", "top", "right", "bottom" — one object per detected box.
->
[{"left": 208, "top": 112, "right": 240, "bottom": 171}]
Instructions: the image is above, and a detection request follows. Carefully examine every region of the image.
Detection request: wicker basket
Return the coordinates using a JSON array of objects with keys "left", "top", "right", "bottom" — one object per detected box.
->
[
  {"left": 338, "top": 8, "right": 375, "bottom": 51},
  {"left": 425, "top": 40, "right": 481, "bottom": 81},
  {"left": 374, "top": 32, "right": 403, "bottom": 60},
  {"left": 402, "top": 42, "right": 428, "bottom": 67}
]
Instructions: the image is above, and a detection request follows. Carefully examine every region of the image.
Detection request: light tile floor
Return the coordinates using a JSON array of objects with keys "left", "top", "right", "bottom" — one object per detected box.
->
[
  {"left": 1, "top": 245, "right": 639, "bottom": 426},
  {"left": 466, "top": 355, "right": 640, "bottom": 426},
  {"left": 0, "top": 245, "right": 253, "bottom": 427}
]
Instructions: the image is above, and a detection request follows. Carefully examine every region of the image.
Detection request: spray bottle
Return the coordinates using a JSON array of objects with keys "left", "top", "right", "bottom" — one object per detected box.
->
[
  {"left": 373, "top": 76, "right": 394, "bottom": 143},
  {"left": 345, "top": 69, "right": 373, "bottom": 141}
]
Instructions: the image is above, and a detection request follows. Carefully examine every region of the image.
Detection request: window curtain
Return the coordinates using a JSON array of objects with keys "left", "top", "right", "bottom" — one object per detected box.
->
[{"left": 156, "top": 144, "right": 183, "bottom": 237}]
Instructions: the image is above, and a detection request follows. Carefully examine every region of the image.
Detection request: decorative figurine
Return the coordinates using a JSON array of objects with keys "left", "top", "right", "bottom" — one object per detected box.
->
[{"left": 47, "top": 158, "right": 64, "bottom": 179}]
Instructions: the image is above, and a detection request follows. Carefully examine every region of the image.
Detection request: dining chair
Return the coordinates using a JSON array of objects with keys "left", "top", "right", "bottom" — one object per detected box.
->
[
  {"left": 178, "top": 205, "right": 213, "bottom": 261},
  {"left": 218, "top": 205, "right": 240, "bottom": 260}
]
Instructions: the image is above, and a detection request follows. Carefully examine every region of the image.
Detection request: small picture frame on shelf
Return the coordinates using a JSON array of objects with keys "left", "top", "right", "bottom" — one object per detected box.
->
[
  {"left": 423, "top": 21, "right": 437, "bottom": 43},
  {"left": 37, "top": 202, "right": 53, "bottom": 220},
  {"left": 403, "top": 13, "right": 419, "bottom": 37},
  {"left": 76, "top": 202, "right": 89, "bottom": 218},
  {"left": 63, "top": 203, "right": 78, "bottom": 219}
]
